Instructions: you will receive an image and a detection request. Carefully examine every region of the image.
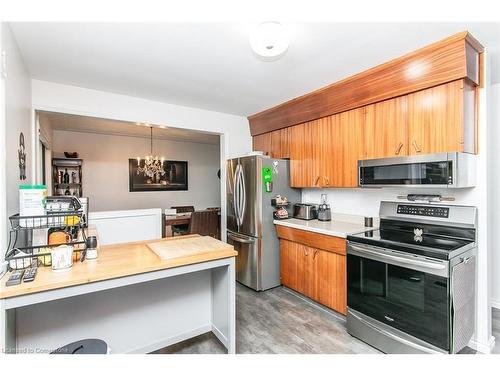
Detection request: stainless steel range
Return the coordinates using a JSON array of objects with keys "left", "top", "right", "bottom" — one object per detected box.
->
[{"left": 346, "top": 201, "right": 477, "bottom": 354}]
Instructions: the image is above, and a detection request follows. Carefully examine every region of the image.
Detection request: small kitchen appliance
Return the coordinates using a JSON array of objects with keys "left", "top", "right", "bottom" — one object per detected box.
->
[
  {"left": 292, "top": 203, "right": 318, "bottom": 220},
  {"left": 317, "top": 194, "right": 331, "bottom": 222},
  {"left": 358, "top": 152, "right": 476, "bottom": 188},
  {"left": 346, "top": 201, "right": 477, "bottom": 354}
]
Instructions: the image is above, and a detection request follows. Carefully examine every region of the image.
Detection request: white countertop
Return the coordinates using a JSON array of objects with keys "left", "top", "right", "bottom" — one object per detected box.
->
[{"left": 273, "top": 217, "right": 370, "bottom": 238}]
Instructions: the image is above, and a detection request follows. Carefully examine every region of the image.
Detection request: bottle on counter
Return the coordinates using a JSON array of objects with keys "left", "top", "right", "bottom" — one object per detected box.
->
[
  {"left": 71, "top": 171, "right": 77, "bottom": 183},
  {"left": 64, "top": 186, "right": 71, "bottom": 196},
  {"left": 63, "top": 168, "right": 69, "bottom": 183},
  {"left": 59, "top": 171, "right": 64, "bottom": 184}
]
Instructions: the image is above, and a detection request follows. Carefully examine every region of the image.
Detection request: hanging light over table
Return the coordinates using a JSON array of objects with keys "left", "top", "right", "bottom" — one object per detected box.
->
[{"left": 136, "top": 126, "right": 165, "bottom": 179}]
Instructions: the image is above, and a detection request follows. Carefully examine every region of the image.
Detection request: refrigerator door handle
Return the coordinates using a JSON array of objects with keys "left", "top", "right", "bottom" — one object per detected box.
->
[
  {"left": 233, "top": 164, "right": 241, "bottom": 227},
  {"left": 227, "top": 233, "right": 255, "bottom": 244},
  {"left": 239, "top": 165, "right": 246, "bottom": 226}
]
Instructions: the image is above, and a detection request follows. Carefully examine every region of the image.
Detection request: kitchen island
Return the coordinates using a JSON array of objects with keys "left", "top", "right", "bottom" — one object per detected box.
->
[{"left": 0, "top": 235, "right": 237, "bottom": 354}]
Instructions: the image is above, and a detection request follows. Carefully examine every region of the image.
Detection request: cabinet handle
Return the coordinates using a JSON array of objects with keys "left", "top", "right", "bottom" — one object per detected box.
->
[
  {"left": 313, "top": 250, "right": 319, "bottom": 259},
  {"left": 325, "top": 177, "right": 330, "bottom": 185},
  {"left": 395, "top": 142, "right": 404, "bottom": 155},
  {"left": 412, "top": 141, "right": 421, "bottom": 153},
  {"left": 304, "top": 248, "right": 309, "bottom": 256},
  {"left": 314, "top": 176, "right": 320, "bottom": 185}
]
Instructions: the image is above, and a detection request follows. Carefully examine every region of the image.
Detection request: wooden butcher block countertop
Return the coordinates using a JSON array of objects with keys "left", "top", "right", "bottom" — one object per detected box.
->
[{"left": 0, "top": 235, "right": 237, "bottom": 299}]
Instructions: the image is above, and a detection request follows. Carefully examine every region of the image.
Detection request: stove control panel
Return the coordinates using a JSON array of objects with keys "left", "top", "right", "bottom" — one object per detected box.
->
[{"left": 397, "top": 205, "right": 449, "bottom": 218}]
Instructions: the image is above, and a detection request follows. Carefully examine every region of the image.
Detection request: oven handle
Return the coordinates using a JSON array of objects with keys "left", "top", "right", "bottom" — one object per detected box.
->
[{"left": 348, "top": 243, "right": 447, "bottom": 273}]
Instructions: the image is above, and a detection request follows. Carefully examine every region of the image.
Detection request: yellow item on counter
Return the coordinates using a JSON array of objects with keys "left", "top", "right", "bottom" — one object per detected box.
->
[
  {"left": 37, "top": 247, "right": 53, "bottom": 266},
  {"left": 64, "top": 216, "right": 80, "bottom": 226}
]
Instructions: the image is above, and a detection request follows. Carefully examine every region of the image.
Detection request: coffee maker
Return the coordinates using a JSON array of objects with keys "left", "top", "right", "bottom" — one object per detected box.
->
[{"left": 317, "top": 194, "right": 331, "bottom": 221}]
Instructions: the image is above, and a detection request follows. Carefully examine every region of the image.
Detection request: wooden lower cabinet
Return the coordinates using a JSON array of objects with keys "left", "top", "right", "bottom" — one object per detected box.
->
[
  {"left": 314, "top": 248, "right": 346, "bottom": 314},
  {"left": 279, "top": 238, "right": 346, "bottom": 315}
]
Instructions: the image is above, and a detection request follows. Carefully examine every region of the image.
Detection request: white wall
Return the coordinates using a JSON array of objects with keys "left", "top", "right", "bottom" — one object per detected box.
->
[
  {"left": 52, "top": 129, "right": 221, "bottom": 212},
  {"left": 1, "top": 24, "right": 32, "bottom": 257},
  {"left": 303, "top": 187, "right": 480, "bottom": 217},
  {"left": 490, "top": 83, "right": 500, "bottom": 308},
  {"left": 31, "top": 80, "right": 251, "bottom": 159}
]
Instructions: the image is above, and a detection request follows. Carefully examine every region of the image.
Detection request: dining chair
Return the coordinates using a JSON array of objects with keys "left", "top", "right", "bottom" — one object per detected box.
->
[
  {"left": 170, "top": 206, "right": 195, "bottom": 235},
  {"left": 188, "top": 210, "right": 219, "bottom": 238}
]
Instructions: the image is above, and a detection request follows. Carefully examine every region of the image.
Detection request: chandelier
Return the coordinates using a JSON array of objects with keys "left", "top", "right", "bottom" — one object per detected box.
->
[{"left": 136, "top": 126, "right": 166, "bottom": 179}]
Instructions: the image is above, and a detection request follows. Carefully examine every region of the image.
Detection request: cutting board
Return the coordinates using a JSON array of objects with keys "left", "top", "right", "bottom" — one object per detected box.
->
[{"left": 147, "top": 236, "right": 234, "bottom": 261}]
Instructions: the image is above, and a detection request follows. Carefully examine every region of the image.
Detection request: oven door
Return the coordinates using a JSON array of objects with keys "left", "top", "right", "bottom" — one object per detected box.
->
[{"left": 347, "top": 242, "right": 450, "bottom": 351}]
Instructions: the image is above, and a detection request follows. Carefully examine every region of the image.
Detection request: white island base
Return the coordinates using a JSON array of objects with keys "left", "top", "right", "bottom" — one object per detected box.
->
[{"left": 1, "top": 244, "right": 236, "bottom": 354}]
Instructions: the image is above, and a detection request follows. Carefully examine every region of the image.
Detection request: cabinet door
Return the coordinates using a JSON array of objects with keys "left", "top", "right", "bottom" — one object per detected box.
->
[
  {"left": 280, "top": 240, "right": 315, "bottom": 297},
  {"left": 270, "top": 128, "right": 291, "bottom": 159},
  {"left": 280, "top": 239, "right": 300, "bottom": 291},
  {"left": 408, "top": 80, "right": 464, "bottom": 155},
  {"left": 290, "top": 121, "right": 321, "bottom": 187},
  {"left": 314, "top": 249, "right": 346, "bottom": 314},
  {"left": 271, "top": 130, "right": 282, "bottom": 158},
  {"left": 364, "top": 96, "right": 408, "bottom": 159},
  {"left": 279, "top": 127, "right": 291, "bottom": 158},
  {"left": 280, "top": 239, "right": 294, "bottom": 289},
  {"left": 329, "top": 108, "right": 365, "bottom": 187},
  {"left": 252, "top": 133, "right": 272, "bottom": 156}
]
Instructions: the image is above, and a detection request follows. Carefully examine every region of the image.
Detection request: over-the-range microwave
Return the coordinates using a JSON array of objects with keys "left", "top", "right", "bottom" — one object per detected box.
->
[{"left": 358, "top": 152, "right": 476, "bottom": 188}]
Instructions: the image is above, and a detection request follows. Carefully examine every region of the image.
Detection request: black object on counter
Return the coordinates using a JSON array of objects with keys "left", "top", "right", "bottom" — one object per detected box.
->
[{"left": 86, "top": 236, "right": 97, "bottom": 249}]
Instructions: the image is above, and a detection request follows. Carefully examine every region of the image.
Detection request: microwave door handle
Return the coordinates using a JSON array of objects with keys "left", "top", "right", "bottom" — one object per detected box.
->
[{"left": 349, "top": 244, "right": 446, "bottom": 271}]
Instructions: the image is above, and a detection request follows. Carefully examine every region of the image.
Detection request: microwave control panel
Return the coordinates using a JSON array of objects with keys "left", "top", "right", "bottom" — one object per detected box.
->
[{"left": 397, "top": 205, "right": 450, "bottom": 218}]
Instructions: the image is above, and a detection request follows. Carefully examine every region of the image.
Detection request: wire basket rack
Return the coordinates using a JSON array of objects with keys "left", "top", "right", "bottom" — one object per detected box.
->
[
  {"left": 6, "top": 210, "right": 88, "bottom": 271},
  {"left": 9, "top": 211, "right": 85, "bottom": 230}
]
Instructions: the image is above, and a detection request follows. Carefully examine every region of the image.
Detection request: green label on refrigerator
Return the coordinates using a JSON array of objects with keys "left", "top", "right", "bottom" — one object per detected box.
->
[{"left": 262, "top": 167, "right": 273, "bottom": 193}]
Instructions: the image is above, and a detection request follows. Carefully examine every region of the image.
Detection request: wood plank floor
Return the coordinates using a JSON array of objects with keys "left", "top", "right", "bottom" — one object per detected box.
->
[{"left": 153, "top": 283, "right": 500, "bottom": 354}]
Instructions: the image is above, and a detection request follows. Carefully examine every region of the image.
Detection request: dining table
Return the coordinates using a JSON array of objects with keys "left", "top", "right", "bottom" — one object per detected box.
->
[
  {"left": 163, "top": 213, "right": 192, "bottom": 237},
  {"left": 162, "top": 210, "right": 221, "bottom": 238}
]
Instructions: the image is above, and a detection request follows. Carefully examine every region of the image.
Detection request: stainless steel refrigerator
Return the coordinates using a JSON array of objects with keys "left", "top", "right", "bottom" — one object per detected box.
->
[{"left": 226, "top": 155, "right": 300, "bottom": 291}]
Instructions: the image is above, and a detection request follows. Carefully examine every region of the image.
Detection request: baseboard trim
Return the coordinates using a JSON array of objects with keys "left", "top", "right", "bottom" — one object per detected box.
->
[
  {"left": 468, "top": 335, "right": 496, "bottom": 354},
  {"left": 282, "top": 286, "right": 346, "bottom": 322},
  {"left": 491, "top": 298, "right": 500, "bottom": 310},
  {"left": 126, "top": 324, "right": 212, "bottom": 354},
  {"left": 211, "top": 323, "right": 228, "bottom": 349}
]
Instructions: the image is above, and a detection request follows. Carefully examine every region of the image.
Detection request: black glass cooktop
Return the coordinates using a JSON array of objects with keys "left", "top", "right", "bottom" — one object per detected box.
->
[{"left": 347, "top": 229, "right": 474, "bottom": 260}]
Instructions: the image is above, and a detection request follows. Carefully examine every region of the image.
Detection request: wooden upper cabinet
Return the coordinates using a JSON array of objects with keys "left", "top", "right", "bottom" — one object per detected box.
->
[
  {"left": 364, "top": 96, "right": 408, "bottom": 159},
  {"left": 270, "top": 127, "right": 291, "bottom": 159},
  {"left": 329, "top": 108, "right": 365, "bottom": 187},
  {"left": 252, "top": 132, "right": 272, "bottom": 155},
  {"left": 408, "top": 79, "right": 475, "bottom": 155},
  {"left": 290, "top": 120, "right": 321, "bottom": 188},
  {"left": 265, "top": 79, "right": 477, "bottom": 188},
  {"left": 290, "top": 108, "right": 364, "bottom": 188},
  {"left": 253, "top": 127, "right": 291, "bottom": 158}
]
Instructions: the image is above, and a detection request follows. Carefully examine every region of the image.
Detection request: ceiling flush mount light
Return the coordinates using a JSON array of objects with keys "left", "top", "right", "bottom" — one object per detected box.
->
[{"left": 249, "top": 21, "right": 289, "bottom": 61}]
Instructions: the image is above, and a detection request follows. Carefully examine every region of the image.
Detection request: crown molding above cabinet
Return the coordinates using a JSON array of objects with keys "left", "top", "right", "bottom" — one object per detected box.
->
[{"left": 248, "top": 31, "right": 483, "bottom": 136}]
